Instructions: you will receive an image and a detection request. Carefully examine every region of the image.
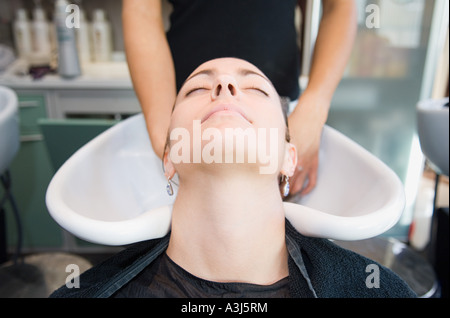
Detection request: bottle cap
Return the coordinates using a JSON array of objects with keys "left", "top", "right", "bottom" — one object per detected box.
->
[
  {"left": 33, "top": 7, "right": 47, "bottom": 21},
  {"left": 93, "top": 9, "right": 107, "bottom": 21},
  {"left": 16, "top": 8, "right": 28, "bottom": 20}
]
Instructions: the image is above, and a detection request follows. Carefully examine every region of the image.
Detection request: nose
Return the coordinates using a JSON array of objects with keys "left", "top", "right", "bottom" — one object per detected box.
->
[{"left": 211, "top": 76, "right": 238, "bottom": 100}]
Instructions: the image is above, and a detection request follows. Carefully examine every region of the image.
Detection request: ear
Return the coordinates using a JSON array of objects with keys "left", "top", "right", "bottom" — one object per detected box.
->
[
  {"left": 280, "top": 142, "right": 297, "bottom": 177},
  {"left": 163, "top": 149, "right": 176, "bottom": 180}
]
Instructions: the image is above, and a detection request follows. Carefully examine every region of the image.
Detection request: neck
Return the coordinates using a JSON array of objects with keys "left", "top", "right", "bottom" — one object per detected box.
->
[{"left": 166, "top": 167, "right": 288, "bottom": 285}]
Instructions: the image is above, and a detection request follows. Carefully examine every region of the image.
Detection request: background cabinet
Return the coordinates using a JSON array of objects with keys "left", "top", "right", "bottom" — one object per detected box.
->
[
  {"left": 4, "top": 91, "right": 61, "bottom": 250},
  {"left": 2, "top": 88, "right": 138, "bottom": 253}
]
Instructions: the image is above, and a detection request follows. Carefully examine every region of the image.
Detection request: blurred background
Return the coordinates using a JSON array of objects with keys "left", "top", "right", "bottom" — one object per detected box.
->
[{"left": 0, "top": 0, "right": 448, "bottom": 298}]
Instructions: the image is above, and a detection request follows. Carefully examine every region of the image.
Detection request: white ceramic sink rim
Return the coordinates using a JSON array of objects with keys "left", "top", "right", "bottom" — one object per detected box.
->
[
  {"left": 417, "top": 97, "right": 449, "bottom": 176},
  {"left": 0, "top": 85, "right": 19, "bottom": 175},
  {"left": 46, "top": 114, "right": 405, "bottom": 245}
]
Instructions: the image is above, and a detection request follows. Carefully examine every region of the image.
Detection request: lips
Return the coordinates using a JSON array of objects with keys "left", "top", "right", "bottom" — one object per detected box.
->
[{"left": 201, "top": 104, "right": 251, "bottom": 123}]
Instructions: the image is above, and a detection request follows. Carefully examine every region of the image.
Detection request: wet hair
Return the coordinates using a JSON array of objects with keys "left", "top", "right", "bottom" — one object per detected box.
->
[{"left": 280, "top": 96, "right": 291, "bottom": 143}]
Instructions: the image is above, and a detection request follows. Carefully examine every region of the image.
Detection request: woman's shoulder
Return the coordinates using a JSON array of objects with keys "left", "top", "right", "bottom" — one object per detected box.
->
[
  {"left": 49, "top": 236, "right": 169, "bottom": 298},
  {"left": 285, "top": 220, "right": 417, "bottom": 298}
]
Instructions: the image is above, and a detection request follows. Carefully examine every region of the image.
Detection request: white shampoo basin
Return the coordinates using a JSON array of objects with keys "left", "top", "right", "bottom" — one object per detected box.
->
[
  {"left": 46, "top": 114, "right": 405, "bottom": 245},
  {"left": 417, "top": 97, "right": 449, "bottom": 176},
  {"left": 0, "top": 86, "right": 19, "bottom": 175}
]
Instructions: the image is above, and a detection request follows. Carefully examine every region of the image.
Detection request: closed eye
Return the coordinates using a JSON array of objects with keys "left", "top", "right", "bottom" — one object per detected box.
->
[
  {"left": 246, "top": 87, "right": 269, "bottom": 96},
  {"left": 185, "top": 87, "right": 209, "bottom": 96}
]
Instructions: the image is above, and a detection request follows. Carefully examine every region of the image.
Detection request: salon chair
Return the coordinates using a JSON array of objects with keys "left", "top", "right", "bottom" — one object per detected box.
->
[{"left": 416, "top": 97, "right": 449, "bottom": 297}]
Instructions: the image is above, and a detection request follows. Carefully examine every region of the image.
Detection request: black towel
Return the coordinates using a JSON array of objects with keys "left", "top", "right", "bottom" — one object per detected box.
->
[{"left": 50, "top": 221, "right": 416, "bottom": 298}]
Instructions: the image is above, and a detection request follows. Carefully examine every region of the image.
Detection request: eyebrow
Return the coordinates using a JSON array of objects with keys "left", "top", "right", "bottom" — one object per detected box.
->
[
  {"left": 183, "top": 67, "right": 273, "bottom": 87},
  {"left": 237, "top": 68, "right": 272, "bottom": 84},
  {"left": 184, "top": 69, "right": 214, "bottom": 83}
]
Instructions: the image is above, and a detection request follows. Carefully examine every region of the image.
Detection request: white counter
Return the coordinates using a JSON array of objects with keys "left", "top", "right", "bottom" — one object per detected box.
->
[
  {"left": 0, "top": 59, "right": 134, "bottom": 90},
  {"left": 0, "top": 59, "right": 141, "bottom": 119}
]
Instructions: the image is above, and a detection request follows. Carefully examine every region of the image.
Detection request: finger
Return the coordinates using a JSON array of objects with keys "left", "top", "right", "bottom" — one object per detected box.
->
[
  {"left": 300, "top": 169, "right": 317, "bottom": 195},
  {"left": 290, "top": 170, "right": 307, "bottom": 194}
]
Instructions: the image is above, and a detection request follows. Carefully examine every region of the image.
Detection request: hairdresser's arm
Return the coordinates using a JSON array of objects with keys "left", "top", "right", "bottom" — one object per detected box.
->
[
  {"left": 122, "top": 0, "right": 176, "bottom": 159},
  {"left": 288, "top": 0, "right": 357, "bottom": 195}
]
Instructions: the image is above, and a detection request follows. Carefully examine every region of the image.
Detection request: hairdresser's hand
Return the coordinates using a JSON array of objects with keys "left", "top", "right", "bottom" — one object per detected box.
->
[
  {"left": 285, "top": 0, "right": 356, "bottom": 195},
  {"left": 287, "top": 93, "right": 329, "bottom": 195}
]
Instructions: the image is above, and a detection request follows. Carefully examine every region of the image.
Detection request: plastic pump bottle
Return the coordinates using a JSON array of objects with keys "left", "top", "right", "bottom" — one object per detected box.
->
[
  {"left": 75, "top": 9, "right": 92, "bottom": 63},
  {"left": 91, "top": 9, "right": 113, "bottom": 62},
  {"left": 31, "top": 2, "right": 51, "bottom": 59},
  {"left": 13, "top": 9, "right": 33, "bottom": 59},
  {"left": 54, "top": 0, "right": 81, "bottom": 78}
]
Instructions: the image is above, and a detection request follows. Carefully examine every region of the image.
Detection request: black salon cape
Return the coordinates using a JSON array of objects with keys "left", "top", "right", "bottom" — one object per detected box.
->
[{"left": 50, "top": 221, "right": 416, "bottom": 298}]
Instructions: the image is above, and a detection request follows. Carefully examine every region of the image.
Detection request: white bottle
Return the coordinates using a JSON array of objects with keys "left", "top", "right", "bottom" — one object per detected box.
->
[
  {"left": 54, "top": 0, "right": 81, "bottom": 78},
  {"left": 91, "top": 9, "right": 113, "bottom": 62},
  {"left": 13, "top": 9, "right": 33, "bottom": 59},
  {"left": 76, "top": 9, "right": 92, "bottom": 64},
  {"left": 31, "top": 4, "right": 51, "bottom": 60}
]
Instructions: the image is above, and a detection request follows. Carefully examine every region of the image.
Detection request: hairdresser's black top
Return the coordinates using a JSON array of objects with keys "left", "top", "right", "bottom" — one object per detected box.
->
[
  {"left": 50, "top": 220, "right": 416, "bottom": 298},
  {"left": 166, "top": 0, "right": 301, "bottom": 100}
]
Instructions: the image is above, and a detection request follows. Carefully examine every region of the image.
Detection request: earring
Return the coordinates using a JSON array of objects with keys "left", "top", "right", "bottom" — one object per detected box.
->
[
  {"left": 283, "top": 175, "right": 290, "bottom": 197},
  {"left": 166, "top": 177, "right": 174, "bottom": 196}
]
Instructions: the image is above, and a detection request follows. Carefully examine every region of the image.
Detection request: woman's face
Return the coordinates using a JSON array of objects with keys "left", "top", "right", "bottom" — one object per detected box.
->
[
  {"left": 172, "top": 57, "right": 285, "bottom": 133},
  {"left": 166, "top": 58, "right": 294, "bottom": 176}
]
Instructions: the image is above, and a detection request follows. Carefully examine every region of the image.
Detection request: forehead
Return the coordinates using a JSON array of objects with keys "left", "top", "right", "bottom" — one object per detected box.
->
[
  {"left": 183, "top": 58, "right": 271, "bottom": 85},
  {"left": 193, "top": 57, "right": 262, "bottom": 74}
]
